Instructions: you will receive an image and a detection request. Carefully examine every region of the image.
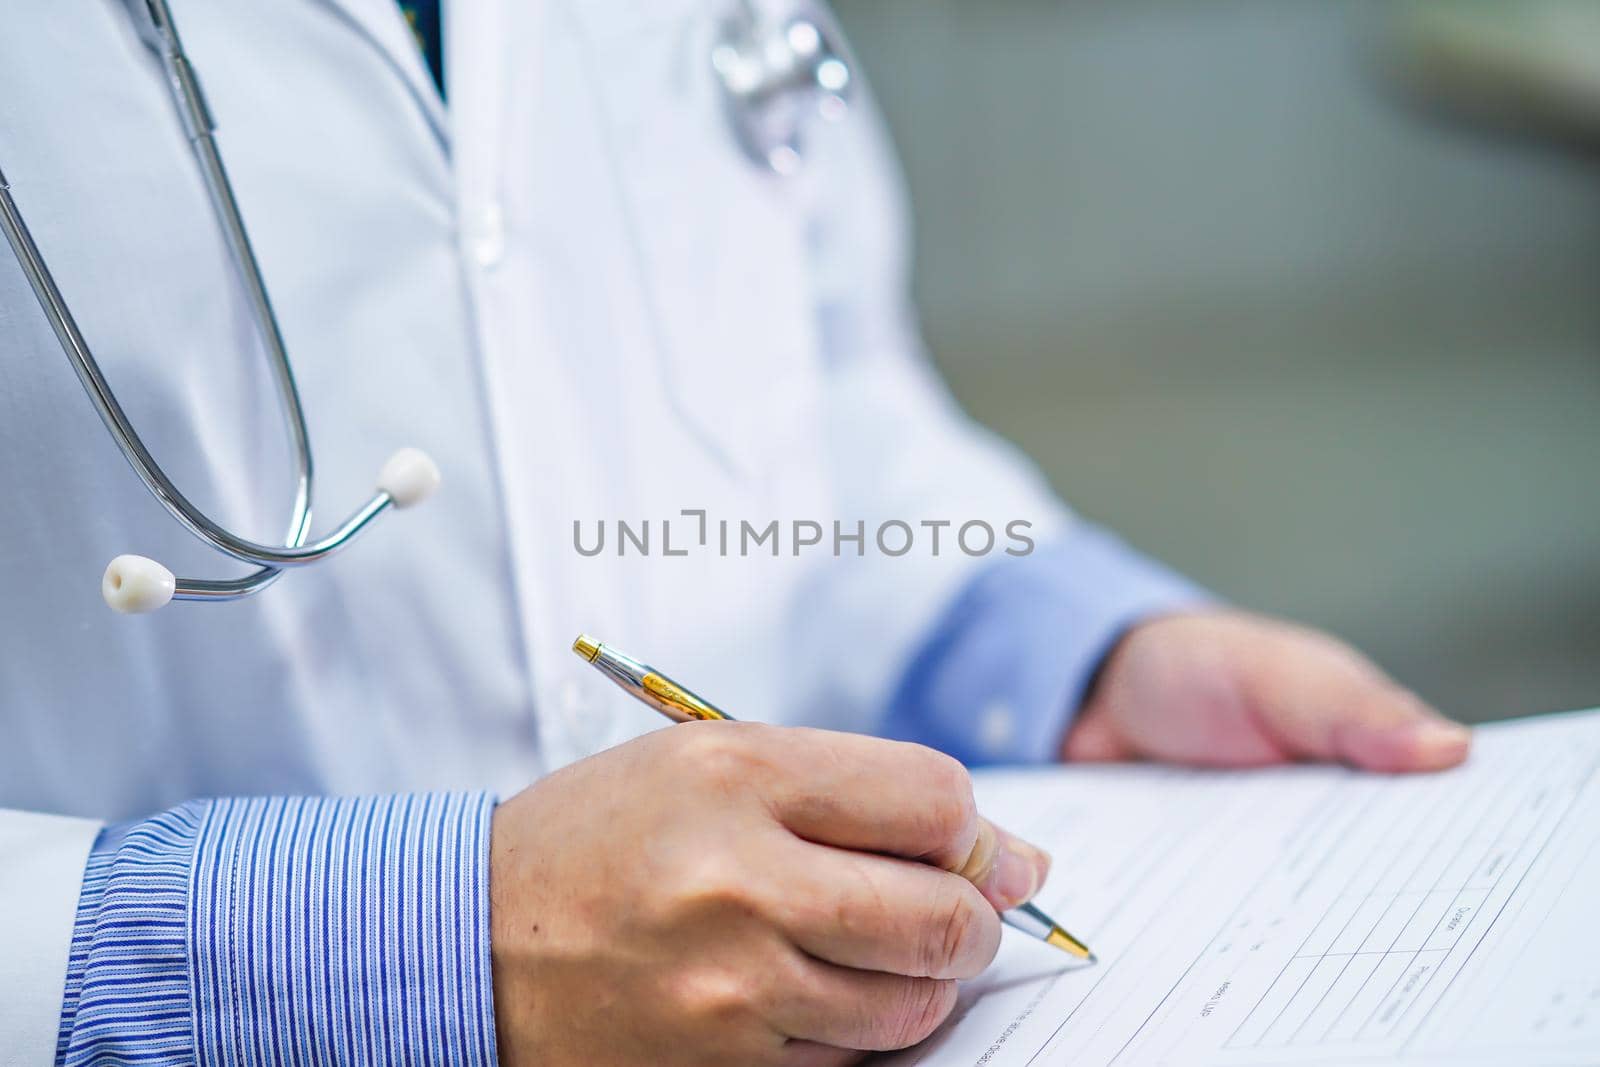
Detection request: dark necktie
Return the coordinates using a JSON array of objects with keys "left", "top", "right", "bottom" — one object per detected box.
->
[{"left": 397, "top": 0, "right": 444, "bottom": 97}]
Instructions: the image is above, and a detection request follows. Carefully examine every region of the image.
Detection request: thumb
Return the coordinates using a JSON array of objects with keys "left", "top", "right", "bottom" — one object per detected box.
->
[
  {"left": 1319, "top": 686, "right": 1471, "bottom": 773},
  {"left": 950, "top": 818, "right": 1053, "bottom": 911}
]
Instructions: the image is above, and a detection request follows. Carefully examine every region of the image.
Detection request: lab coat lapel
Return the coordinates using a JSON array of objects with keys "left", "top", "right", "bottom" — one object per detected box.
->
[{"left": 315, "top": 0, "right": 450, "bottom": 148}]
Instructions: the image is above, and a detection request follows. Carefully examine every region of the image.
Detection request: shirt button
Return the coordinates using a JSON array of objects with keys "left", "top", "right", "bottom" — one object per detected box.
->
[
  {"left": 466, "top": 202, "right": 505, "bottom": 268},
  {"left": 978, "top": 701, "right": 1016, "bottom": 756}
]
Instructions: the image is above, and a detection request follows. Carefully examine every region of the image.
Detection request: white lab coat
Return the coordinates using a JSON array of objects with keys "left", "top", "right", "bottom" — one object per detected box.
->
[{"left": 0, "top": 0, "right": 1064, "bottom": 1056}]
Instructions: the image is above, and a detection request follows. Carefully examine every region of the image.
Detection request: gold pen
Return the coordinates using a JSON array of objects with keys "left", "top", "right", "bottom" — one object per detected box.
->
[{"left": 571, "top": 633, "right": 1096, "bottom": 962}]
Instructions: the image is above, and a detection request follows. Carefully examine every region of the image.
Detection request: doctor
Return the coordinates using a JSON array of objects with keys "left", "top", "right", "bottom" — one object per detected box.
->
[{"left": 0, "top": 1, "right": 1471, "bottom": 1064}]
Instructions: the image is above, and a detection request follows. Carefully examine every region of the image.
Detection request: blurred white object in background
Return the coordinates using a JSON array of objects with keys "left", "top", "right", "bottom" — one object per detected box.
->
[{"left": 1390, "top": 1, "right": 1600, "bottom": 146}]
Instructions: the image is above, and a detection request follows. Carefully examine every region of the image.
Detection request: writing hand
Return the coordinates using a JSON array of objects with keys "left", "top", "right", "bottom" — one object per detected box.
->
[{"left": 492, "top": 722, "right": 1051, "bottom": 1067}]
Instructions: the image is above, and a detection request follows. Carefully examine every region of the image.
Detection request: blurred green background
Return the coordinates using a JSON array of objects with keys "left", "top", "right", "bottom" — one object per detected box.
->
[{"left": 831, "top": 0, "right": 1600, "bottom": 723}]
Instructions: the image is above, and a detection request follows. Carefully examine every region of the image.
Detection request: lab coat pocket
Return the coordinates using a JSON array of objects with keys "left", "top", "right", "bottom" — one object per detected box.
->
[{"left": 571, "top": 3, "right": 825, "bottom": 478}]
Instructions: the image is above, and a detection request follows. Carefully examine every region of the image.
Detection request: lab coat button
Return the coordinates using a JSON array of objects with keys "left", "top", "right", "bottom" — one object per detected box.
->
[{"left": 466, "top": 203, "right": 505, "bottom": 268}]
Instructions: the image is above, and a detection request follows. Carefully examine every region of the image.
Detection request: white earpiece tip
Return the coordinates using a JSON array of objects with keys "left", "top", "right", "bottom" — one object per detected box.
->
[
  {"left": 103, "top": 555, "right": 176, "bottom": 614},
  {"left": 377, "top": 448, "right": 441, "bottom": 508}
]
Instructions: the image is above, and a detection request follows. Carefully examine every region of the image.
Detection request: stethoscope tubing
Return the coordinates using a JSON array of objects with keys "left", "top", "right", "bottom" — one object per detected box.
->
[
  {"left": 0, "top": 0, "right": 422, "bottom": 607},
  {"left": 0, "top": 174, "right": 395, "bottom": 574}
]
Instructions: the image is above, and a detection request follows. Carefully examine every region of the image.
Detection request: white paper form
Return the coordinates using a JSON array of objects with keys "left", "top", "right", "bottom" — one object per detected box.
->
[{"left": 884, "top": 708, "right": 1600, "bottom": 1067}]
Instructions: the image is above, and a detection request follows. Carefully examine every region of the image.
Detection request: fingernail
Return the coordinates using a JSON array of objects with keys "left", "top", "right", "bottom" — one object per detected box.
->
[
  {"left": 1410, "top": 720, "right": 1471, "bottom": 761},
  {"left": 984, "top": 838, "right": 1045, "bottom": 909},
  {"left": 1009, "top": 834, "right": 1052, "bottom": 888}
]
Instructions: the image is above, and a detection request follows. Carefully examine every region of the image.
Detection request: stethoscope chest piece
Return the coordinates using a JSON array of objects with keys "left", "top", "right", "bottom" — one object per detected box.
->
[{"left": 712, "top": 2, "right": 853, "bottom": 175}]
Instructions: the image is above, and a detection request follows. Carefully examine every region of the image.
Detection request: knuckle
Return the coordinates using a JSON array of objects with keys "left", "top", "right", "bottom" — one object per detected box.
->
[
  {"left": 885, "top": 978, "right": 957, "bottom": 1048},
  {"left": 798, "top": 882, "right": 867, "bottom": 950},
  {"left": 672, "top": 852, "right": 759, "bottom": 915},
  {"left": 677, "top": 966, "right": 764, "bottom": 1029},
  {"left": 676, "top": 722, "right": 766, "bottom": 788},
  {"left": 918, "top": 751, "right": 977, "bottom": 840},
  {"left": 926, "top": 881, "right": 982, "bottom": 978}
]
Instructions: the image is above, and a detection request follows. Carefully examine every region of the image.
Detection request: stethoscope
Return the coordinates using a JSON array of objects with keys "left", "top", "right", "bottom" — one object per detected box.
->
[
  {"left": 0, "top": 0, "right": 851, "bottom": 615},
  {"left": 712, "top": 1, "right": 854, "bottom": 175}
]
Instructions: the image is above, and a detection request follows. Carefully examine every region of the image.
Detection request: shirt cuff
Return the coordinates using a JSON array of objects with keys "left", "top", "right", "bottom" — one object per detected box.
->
[
  {"left": 57, "top": 792, "right": 498, "bottom": 1066},
  {"left": 882, "top": 524, "right": 1211, "bottom": 766}
]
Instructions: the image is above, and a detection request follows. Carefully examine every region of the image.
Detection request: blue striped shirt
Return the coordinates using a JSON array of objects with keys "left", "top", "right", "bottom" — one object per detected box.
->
[{"left": 56, "top": 793, "right": 497, "bottom": 1065}]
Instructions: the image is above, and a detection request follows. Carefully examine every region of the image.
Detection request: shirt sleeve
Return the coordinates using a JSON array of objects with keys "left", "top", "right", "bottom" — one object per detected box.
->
[
  {"left": 55, "top": 792, "right": 498, "bottom": 1066},
  {"left": 881, "top": 524, "right": 1212, "bottom": 767}
]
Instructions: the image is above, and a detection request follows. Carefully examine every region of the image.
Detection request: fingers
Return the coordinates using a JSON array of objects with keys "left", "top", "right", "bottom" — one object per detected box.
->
[
  {"left": 1325, "top": 685, "right": 1471, "bottom": 772},
  {"left": 749, "top": 728, "right": 1050, "bottom": 908},
  {"left": 777, "top": 958, "right": 959, "bottom": 1052},
  {"left": 1244, "top": 633, "right": 1472, "bottom": 773},
  {"left": 760, "top": 728, "right": 982, "bottom": 867},
  {"left": 775, "top": 843, "right": 1002, "bottom": 979}
]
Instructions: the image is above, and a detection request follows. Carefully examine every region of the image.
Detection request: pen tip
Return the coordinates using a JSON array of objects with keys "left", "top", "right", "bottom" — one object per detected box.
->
[
  {"left": 1045, "top": 927, "right": 1095, "bottom": 960},
  {"left": 1087, "top": 953, "right": 1099, "bottom": 965},
  {"left": 572, "top": 634, "right": 601, "bottom": 662}
]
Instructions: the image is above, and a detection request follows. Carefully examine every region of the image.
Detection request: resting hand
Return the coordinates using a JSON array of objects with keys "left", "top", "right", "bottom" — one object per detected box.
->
[
  {"left": 1066, "top": 610, "right": 1471, "bottom": 772},
  {"left": 491, "top": 722, "right": 1051, "bottom": 1067}
]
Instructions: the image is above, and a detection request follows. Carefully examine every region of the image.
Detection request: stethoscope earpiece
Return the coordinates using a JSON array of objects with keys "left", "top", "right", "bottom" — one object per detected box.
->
[
  {"left": 376, "top": 448, "right": 442, "bottom": 509},
  {"left": 103, "top": 555, "right": 177, "bottom": 614}
]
